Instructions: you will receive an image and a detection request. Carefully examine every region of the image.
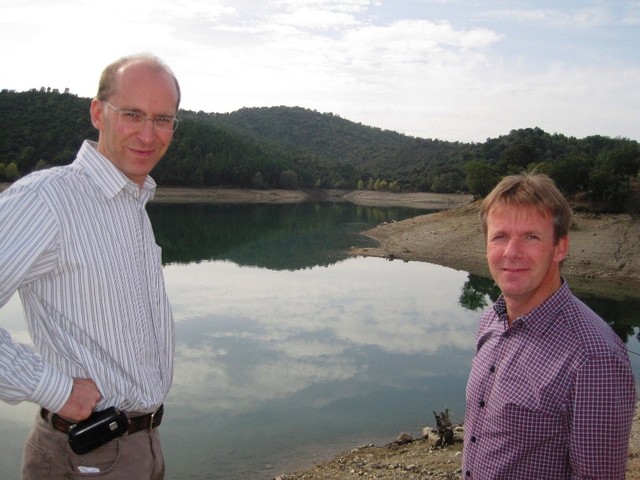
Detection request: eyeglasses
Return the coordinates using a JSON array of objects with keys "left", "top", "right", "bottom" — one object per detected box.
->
[{"left": 102, "top": 101, "right": 179, "bottom": 132}]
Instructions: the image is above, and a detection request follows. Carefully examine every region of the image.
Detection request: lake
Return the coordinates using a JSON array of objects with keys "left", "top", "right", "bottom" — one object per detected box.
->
[{"left": 1, "top": 202, "right": 639, "bottom": 480}]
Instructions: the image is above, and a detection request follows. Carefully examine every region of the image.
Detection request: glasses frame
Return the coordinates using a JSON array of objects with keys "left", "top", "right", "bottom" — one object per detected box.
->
[{"left": 102, "top": 101, "right": 179, "bottom": 132}]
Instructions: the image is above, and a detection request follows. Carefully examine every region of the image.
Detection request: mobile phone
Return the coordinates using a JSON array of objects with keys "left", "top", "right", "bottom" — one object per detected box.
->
[{"left": 67, "top": 407, "right": 128, "bottom": 455}]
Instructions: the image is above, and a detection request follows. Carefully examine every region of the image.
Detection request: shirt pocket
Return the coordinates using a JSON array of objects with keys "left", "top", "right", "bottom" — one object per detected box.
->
[{"left": 495, "top": 402, "right": 567, "bottom": 449}]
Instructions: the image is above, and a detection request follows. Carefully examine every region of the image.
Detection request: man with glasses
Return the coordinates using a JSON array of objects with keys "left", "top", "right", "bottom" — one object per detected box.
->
[{"left": 0, "top": 54, "right": 179, "bottom": 479}]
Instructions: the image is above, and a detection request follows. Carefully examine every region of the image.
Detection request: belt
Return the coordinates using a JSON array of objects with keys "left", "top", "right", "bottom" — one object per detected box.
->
[{"left": 40, "top": 404, "right": 163, "bottom": 435}]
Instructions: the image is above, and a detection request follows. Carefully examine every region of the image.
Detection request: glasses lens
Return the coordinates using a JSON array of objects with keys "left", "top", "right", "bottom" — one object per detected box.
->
[
  {"left": 154, "top": 117, "right": 178, "bottom": 132},
  {"left": 106, "top": 102, "right": 177, "bottom": 131},
  {"left": 119, "top": 111, "right": 143, "bottom": 126}
]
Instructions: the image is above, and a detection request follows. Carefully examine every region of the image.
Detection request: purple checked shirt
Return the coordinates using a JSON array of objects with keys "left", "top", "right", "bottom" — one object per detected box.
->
[{"left": 463, "top": 281, "right": 635, "bottom": 479}]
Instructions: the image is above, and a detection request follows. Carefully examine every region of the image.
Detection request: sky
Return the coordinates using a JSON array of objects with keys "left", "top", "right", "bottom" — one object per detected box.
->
[{"left": 1, "top": 0, "right": 638, "bottom": 143}]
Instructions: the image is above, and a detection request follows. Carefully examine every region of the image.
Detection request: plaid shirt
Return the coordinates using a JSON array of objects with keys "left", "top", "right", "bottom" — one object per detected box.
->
[{"left": 463, "top": 281, "right": 635, "bottom": 479}]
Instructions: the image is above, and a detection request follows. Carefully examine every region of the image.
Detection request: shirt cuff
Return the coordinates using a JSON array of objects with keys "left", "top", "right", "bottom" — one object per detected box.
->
[{"left": 29, "top": 363, "right": 73, "bottom": 413}]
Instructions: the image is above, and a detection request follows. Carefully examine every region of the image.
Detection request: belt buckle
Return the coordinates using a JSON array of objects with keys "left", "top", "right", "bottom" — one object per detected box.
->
[{"left": 148, "top": 409, "right": 157, "bottom": 430}]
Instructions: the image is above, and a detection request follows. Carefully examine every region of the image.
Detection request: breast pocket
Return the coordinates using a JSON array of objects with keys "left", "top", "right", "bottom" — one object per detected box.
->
[{"left": 495, "top": 402, "right": 567, "bottom": 449}]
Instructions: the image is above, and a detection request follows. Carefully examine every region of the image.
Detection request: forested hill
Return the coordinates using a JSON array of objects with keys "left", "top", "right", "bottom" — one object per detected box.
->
[
  {"left": 200, "top": 106, "right": 469, "bottom": 178},
  {"left": 1, "top": 89, "right": 639, "bottom": 212}
]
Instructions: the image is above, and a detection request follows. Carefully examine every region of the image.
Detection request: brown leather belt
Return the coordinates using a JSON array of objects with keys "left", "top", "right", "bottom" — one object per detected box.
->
[{"left": 40, "top": 404, "right": 163, "bottom": 435}]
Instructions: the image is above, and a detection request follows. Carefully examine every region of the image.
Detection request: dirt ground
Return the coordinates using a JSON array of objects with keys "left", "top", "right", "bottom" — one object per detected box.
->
[
  {"left": 351, "top": 198, "right": 640, "bottom": 299},
  {"left": 276, "top": 405, "right": 640, "bottom": 479}
]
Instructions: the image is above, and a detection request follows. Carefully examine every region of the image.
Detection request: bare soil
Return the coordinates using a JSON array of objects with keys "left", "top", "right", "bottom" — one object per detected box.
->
[
  {"left": 276, "top": 407, "right": 640, "bottom": 479},
  {"left": 351, "top": 199, "right": 640, "bottom": 299}
]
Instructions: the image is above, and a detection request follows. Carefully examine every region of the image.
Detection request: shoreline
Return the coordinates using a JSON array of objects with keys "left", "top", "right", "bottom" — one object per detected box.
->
[
  {"left": 151, "top": 186, "right": 474, "bottom": 210},
  {"left": 150, "top": 187, "right": 639, "bottom": 299},
  {"left": 349, "top": 200, "right": 640, "bottom": 300}
]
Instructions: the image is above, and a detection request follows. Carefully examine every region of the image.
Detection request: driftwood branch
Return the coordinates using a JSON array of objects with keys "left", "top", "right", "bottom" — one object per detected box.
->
[{"left": 433, "top": 409, "right": 454, "bottom": 448}]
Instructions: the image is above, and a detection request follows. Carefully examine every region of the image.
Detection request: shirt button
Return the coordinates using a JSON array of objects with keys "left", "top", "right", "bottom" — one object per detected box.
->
[
  {"left": 466, "top": 470, "right": 471, "bottom": 477},
  {"left": 479, "top": 400, "right": 486, "bottom": 408},
  {"left": 471, "top": 436, "right": 477, "bottom": 443},
  {"left": 489, "top": 365, "right": 496, "bottom": 373}
]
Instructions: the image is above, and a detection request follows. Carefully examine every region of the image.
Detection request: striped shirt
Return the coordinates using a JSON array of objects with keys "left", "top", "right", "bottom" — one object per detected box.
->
[
  {"left": 0, "top": 140, "right": 174, "bottom": 414},
  {"left": 463, "top": 281, "right": 635, "bottom": 479}
]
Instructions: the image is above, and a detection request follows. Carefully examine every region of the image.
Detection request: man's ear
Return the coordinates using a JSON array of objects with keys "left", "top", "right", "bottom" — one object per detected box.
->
[
  {"left": 90, "top": 98, "right": 103, "bottom": 130},
  {"left": 555, "top": 235, "right": 569, "bottom": 263}
]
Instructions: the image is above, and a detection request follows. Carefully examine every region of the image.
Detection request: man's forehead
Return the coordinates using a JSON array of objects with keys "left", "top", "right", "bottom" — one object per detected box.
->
[{"left": 488, "top": 203, "right": 552, "bottom": 224}]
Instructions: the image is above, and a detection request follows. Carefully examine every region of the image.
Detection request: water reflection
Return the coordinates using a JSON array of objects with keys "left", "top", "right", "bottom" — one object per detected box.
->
[
  {"left": 148, "top": 202, "right": 431, "bottom": 269},
  {"left": 162, "top": 258, "right": 479, "bottom": 479},
  {"left": 458, "top": 274, "right": 502, "bottom": 312},
  {"left": 0, "top": 202, "right": 638, "bottom": 480}
]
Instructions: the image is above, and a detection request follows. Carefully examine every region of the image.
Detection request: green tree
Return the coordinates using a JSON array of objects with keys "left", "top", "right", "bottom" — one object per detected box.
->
[
  {"left": 252, "top": 172, "right": 266, "bottom": 189},
  {"left": 608, "top": 142, "right": 640, "bottom": 185},
  {"left": 5, "top": 162, "right": 20, "bottom": 180},
  {"left": 279, "top": 170, "right": 299, "bottom": 189},
  {"left": 499, "top": 143, "right": 539, "bottom": 174},
  {"left": 547, "top": 152, "right": 591, "bottom": 194},
  {"left": 466, "top": 160, "right": 499, "bottom": 198}
]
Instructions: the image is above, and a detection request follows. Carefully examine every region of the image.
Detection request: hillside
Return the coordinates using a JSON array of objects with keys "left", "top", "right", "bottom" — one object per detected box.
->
[
  {"left": 201, "top": 106, "right": 471, "bottom": 178},
  {"left": 1, "top": 89, "right": 638, "bottom": 206}
]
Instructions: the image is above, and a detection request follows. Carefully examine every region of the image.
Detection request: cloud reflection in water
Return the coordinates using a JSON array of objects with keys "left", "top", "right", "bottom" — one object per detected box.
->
[{"left": 165, "top": 257, "right": 478, "bottom": 417}]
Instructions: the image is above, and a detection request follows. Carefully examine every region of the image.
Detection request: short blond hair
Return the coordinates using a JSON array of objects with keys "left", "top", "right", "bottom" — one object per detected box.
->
[{"left": 480, "top": 172, "right": 572, "bottom": 244}]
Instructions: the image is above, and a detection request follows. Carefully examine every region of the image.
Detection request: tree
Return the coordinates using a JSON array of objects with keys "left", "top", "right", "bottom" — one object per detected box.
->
[
  {"left": 608, "top": 142, "right": 640, "bottom": 185},
  {"left": 252, "top": 172, "right": 266, "bottom": 189},
  {"left": 5, "top": 162, "right": 20, "bottom": 180},
  {"left": 17, "top": 146, "right": 38, "bottom": 173},
  {"left": 279, "top": 170, "right": 299, "bottom": 189},
  {"left": 547, "top": 152, "right": 591, "bottom": 194},
  {"left": 465, "top": 160, "right": 499, "bottom": 198},
  {"left": 499, "top": 143, "right": 539, "bottom": 174}
]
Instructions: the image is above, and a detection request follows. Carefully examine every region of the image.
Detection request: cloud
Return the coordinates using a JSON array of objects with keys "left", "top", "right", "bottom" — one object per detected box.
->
[{"left": 0, "top": 0, "right": 637, "bottom": 142}]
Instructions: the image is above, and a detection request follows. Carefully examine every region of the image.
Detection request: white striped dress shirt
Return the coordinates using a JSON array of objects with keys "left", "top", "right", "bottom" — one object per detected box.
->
[{"left": 0, "top": 140, "right": 174, "bottom": 413}]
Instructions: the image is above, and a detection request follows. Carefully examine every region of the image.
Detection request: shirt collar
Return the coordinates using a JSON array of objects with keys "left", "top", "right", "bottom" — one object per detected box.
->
[
  {"left": 492, "top": 279, "right": 572, "bottom": 335},
  {"left": 75, "top": 140, "right": 156, "bottom": 202}
]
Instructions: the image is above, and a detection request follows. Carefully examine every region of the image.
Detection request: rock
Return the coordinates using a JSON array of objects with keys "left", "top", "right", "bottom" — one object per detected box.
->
[{"left": 395, "top": 432, "right": 414, "bottom": 445}]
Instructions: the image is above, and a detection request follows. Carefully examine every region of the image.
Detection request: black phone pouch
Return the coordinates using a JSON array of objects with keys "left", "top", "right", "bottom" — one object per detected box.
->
[{"left": 68, "top": 407, "right": 129, "bottom": 455}]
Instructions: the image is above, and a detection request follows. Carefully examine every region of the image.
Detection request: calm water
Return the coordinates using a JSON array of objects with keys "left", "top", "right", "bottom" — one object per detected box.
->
[{"left": 1, "top": 202, "right": 639, "bottom": 480}]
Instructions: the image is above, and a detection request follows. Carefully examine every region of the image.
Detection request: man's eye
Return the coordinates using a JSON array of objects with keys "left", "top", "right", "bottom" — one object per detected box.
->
[
  {"left": 155, "top": 117, "right": 172, "bottom": 125},
  {"left": 122, "top": 111, "right": 142, "bottom": 121}
]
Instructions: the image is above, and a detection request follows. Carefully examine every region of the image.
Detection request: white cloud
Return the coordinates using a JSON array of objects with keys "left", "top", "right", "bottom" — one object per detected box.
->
[{"left": 0, "top": 0, "right": 638, "bottom": 141}]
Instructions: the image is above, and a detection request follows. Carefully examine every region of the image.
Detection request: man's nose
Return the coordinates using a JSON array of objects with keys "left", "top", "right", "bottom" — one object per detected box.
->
[
  {"left": 136, "top": 118, "right": 157, "bottom": 141},
  {"left": 503, "top": 238, "right": 522, "bottom": 257}
]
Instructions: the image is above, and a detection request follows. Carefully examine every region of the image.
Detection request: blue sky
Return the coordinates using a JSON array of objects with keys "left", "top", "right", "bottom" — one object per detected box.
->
[{"left": 1, "top": 0, "right": 638, "bottom": 142}]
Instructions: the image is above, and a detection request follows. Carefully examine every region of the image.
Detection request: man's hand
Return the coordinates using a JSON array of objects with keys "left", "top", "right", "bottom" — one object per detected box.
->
[{"left": 56, "top": 378, "right": 101, "bottom": 422}]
